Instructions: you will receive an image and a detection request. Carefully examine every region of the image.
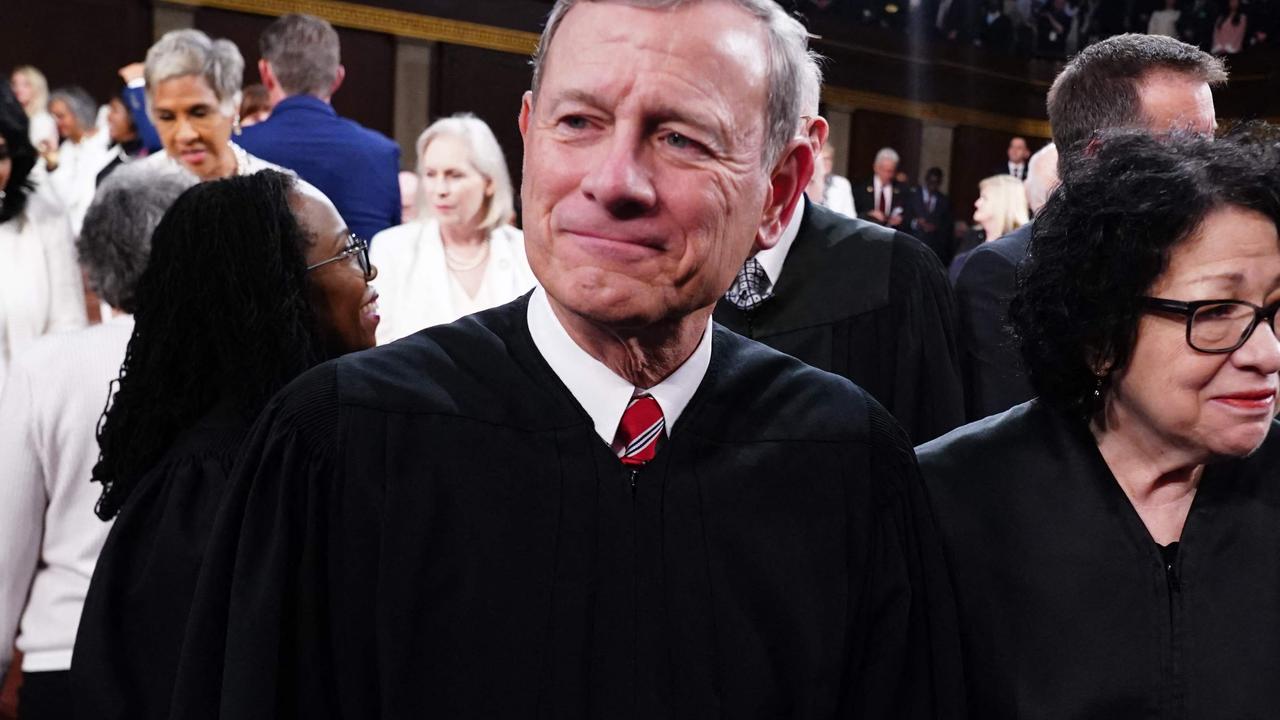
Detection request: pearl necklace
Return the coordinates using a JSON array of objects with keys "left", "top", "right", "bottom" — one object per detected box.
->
[{"left": 443, "top": 239, "right": 490, "bottom": 272}]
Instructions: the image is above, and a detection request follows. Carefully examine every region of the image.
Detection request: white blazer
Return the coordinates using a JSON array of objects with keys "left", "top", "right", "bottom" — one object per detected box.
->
[{"left": 370, "top": 220, "right": 536, "bottom": 345}]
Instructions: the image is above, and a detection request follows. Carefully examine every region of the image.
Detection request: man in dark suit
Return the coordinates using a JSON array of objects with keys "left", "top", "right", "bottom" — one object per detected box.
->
[
  {"left": 996, "top": 136, "right": 1030, "bottom": 180},
  {"left": 236, "top": 13, "right": 400, "bottom": 242},
  {"left": 907, "top": 166, "right": 954, "bottom": 263},
  {"left": 954, "top": 34, "right": 1226, "bottom": 421},
  {"left": 716, "top": 66, "right": 965, "bottom": 445},
  {"left": 853, "top": 146, "right": 910, "bottom": 231}
]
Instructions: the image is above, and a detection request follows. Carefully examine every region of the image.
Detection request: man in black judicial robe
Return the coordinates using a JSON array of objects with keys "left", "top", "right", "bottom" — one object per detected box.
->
[
  {"left": 168, "top": 2, "right": 965, "bottom": 718},
  {"left": 715, "top": 199, "right": 966, "bottom": 445}
]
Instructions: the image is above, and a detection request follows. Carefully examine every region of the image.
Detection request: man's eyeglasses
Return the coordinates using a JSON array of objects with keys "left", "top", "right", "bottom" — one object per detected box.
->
[
  {"left": 306, "top": 234, "right": 373, "bottom": 280},
  {"left": 1142, "top": 297, "right": 1280, "bottom": 353}
]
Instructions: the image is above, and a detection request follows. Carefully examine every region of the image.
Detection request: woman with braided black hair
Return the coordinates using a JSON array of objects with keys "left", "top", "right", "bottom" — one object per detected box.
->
[{"left": 71, "top": 169, "right": 379, "bottom": 718}]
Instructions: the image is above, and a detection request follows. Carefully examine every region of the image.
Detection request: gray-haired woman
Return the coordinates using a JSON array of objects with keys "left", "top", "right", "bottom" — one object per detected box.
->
[
  {"left": 42, "top": 85, "right": 112, "bottom": 234},
  {"left": 135, "top": 29, "right": 278, "bottom": 181}
]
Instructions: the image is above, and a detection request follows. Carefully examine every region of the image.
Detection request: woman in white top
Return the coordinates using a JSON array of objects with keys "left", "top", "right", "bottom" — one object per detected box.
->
[
  {"left": 0, "top": 86, "right": 87, "bottom": 393},
  {"left": 10, "top": 66, "right": 57, "bottom": 151},
  {"left": 1147, "top": 0, "right": 1182, "bottom": 37},
  {"left": 42, "top": 86, "right": 112, "bottom": 235},
  {"left": 371, "top": 113, "right": 534, "bottom": 344},
  {"left": 134, "top": 29, "right": 280, "bottom": 181}
]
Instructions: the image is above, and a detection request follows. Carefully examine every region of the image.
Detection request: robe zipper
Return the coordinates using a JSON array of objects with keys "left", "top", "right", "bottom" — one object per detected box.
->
[{"left": 1164, "top": 553, "right": 1183, "bottom": 713}]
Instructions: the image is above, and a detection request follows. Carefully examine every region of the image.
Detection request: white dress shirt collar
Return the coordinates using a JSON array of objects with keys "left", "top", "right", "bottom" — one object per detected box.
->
[
  {"left": 527, "top": 286, "right": 713, "bottom": 446},
  {"left": 752, "top": 199, "right": 805, "bottom": 288}
]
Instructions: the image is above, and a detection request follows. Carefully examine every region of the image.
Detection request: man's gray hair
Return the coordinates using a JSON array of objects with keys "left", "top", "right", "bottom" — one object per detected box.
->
[
  {"left": 798, "top": 55, "right": 824, "bottom": 120},
  {"left": 49, "top": 86, "right": 97, "bottom": 130},
  {"left": 144, "top": 29, "right": 245, "bottom": 116},
  {"left": 414, "top": 113, "right": 516, "bottom": 234},
  {"left": 530, "top": 0, "right": 818, "bottom": 169},
  {"left": 259, "top": 14, "right": 341, "bottom": 98},
  {"left": 874, "top": 147, "right": 900, "bottom": 166},
  {"left": 78, "top": 165, "right": 197, "bottom": 312}
]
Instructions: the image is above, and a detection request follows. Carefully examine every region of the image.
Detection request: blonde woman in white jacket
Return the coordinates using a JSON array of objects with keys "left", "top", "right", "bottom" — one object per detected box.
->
[{"left": 371, "top": 113, "right": 534, "bottom": 344}]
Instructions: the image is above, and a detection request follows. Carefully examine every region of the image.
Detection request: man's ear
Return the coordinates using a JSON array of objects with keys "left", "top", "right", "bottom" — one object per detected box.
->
[
  {"left": 519, "top": 91, "right": 533, "bottom": 140},
  {"left": 755, "top": 137, "right": 814, "bottom": 253},
  {"left": 807, "top": 115, "right": 830, "bottom": 155},
  {"left": 259, "top": 59, "right": 285, "bottom": 104},
  {"left": 328, "top": 65, "right": 346, "bottom": 99}
]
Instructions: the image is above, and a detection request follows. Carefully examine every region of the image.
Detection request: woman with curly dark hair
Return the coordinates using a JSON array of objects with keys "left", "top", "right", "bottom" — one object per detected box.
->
[
  {"left": 71, "top": 169, "right": 379, "bottom": 719},
  {"left": 918, "top": 126, "right": 1280, "bottom": 717}
]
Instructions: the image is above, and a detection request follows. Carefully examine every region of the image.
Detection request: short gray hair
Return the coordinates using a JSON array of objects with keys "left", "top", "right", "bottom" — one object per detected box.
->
[
  {"left": 145, "top": 29, "right": 245, "bottom": 116},
  {"left": 874, "top": 147, "right": 900, "bottom": 166},
  {"left": 414, "top": 113, "right": 516, "bottom": 234},
  {"left": 49, "top": 86, "right": 97, "bottom": 129},
  {"left": 530, "top": 0, "right": 818, "bottom": 169},
  {"left": 79, "top": 165, "right": 197, "bottom": 311},
  {"left": 259, "top": 14, "right": 341, "bottom": 98}
]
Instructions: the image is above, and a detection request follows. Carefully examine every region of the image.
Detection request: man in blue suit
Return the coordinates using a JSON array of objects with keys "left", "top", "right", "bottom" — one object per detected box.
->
[{"left": 237, "top": 13, "right": 400, "bottom": 241}]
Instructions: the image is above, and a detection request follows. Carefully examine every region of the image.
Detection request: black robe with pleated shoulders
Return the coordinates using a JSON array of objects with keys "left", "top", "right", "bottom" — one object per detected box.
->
[
  {"left": 170, "top": 295, "right": 965, "bottom": 720},
  {"left": 918, "top": 399, "right": 1280, "bottom": 719}
]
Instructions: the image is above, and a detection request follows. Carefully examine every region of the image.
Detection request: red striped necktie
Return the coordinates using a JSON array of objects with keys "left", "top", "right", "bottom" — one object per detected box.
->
[{"left": 615, "top": 394, "right": 666, "bottom": 466}]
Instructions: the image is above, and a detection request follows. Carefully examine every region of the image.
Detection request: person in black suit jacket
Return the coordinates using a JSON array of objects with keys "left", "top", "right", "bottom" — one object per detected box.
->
[
  {"left": 975, "top": 0, "right": 1015, "bottom": 54},
  {"left": 854, "top": 147, "right": 910, "bottom": 230},
  {"left": 907, "top": 166, "right": 955, "bottom": 264},
  {"left": 994, "top": 135, "right": 1031, "bottom": 180},
  {"left": 954, "top": 33, "right": 1225, "bottom": 422}
]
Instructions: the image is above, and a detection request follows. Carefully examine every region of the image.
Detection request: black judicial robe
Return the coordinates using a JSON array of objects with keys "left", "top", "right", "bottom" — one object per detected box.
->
[
  {"left": 918, "top": 400, "right": 1280, "bottom": 719},
  {"left": 715, "top": 201, "right": 966, "bottom": 445},
  {"left": 72, "top": 406, "right": 250, "bottom": 720},
  {"left": 170, "top": 296, "right": 965, "bottom": 720}
]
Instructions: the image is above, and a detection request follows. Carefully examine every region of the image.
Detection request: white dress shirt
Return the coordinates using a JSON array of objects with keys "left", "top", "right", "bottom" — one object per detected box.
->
[
  {"left": 1007, "top": 161, "right": 1027, "bottom": 180},
  {"left": 526, "top": 286, "right": 712, "bottom": 447},
  {"left": 751, "top": 199, "right": 806, "bottom": 295},
  {"left": 370, "top": 220, "right": 536, "bottom": 344},
  {"left": 822, "top": 174, "right": 857, "bottom": 218},
  {"left": 0, "top": 316, "right": 132, "bottom": 674}
]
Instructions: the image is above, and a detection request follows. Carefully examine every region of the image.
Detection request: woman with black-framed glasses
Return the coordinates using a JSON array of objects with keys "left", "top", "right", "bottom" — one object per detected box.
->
[
  {"left": 916, "top": 126, "right": 1280, "bottom": 717},
  {"left": 72, "top": 170, "right": 377, "bottom": 717}
]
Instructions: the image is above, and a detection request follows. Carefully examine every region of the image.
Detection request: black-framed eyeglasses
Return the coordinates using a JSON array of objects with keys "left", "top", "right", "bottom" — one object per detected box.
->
[
  {"left": 305, "top": 234, "right": 372, "bottom": 280},
  {"left": 1142, "top": 297, "right": 1280, "bottom": 353}
]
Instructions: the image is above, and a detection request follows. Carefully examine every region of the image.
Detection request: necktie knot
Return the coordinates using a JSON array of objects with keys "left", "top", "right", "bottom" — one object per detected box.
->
[
  {"left": 725, "top": 257, "right": 772, "bottom": 311},
  {"left": 615, "top": 394, "right": 665, "bottom": 466}
]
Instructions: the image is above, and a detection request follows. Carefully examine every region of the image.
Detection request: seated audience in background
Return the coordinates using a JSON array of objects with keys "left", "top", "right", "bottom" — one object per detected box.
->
[
  {"left": 949, "top": 173, "right": 1028, "bottom": 282},
  {"left": 370, "top": 113, "right": 532, "bottom": 344},
  {"left": 804, "top": 143, "right": 856, "bottom": 217},
  {"left": 10, "top": 66, "right": 56, "bottom": 151},
  {"left": 955, "top": 33, "right": 1224, "bottom": 423},
  {"left": 134, "top": 30, "right": 278, "bottom": 181},
  {"left": 854, "top": 146, "right": 908, "bottom": 228},
  {"left": 1149, "top": 0, "right": 1182, "bottom": 37},
  {"left": 0, "top": 85, "right": 87, "bottom": 392},
  {"left": 976, "top": 0, "right": 1015, "bottom": 53},
  {"left": 922, "top": 126, "right": 1280, "bottom": 719},
  {"left": 42, "top": 86, "right": 110, "bottom": 234},
  {"left": 1212, "top": 0, "right": 1248, "bottom": 53},
  {"left": 238, "top": 13, "right": 401, "bottom": 241},
  {"left": 907, "top": 166, "right": 955, "bottom": 263},
  {"left": 998, "top": 135, "right": 1030, "bottom": 179},
  {"left": 0, "top": 167, "right": 193, "bottom": 720},
  {"left": 96, "top": 94, "right": 150, "bottom": 185},
  {"left": 71, "top": 170, "right": 378, "bottom": 720},
  {"left": 168, "top": 2, "right": 965, "bottom": 715},
  {"left": 398, "top": 170, "right": 419, "bottom": 221},
  {"left": 237, "top": 83, "right": 272, "bottom": 127},
  {"left": 716, "top": 58, "right": 965, "bottom": 445},
  {"left": 1035, "top": 0, "right": 1072, "bottom": 58}
]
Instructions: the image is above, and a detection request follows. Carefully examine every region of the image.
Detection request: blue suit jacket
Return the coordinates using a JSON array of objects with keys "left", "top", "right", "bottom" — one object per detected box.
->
[{"left": 237, "top": 95, "right": 401, "bottom": 241}]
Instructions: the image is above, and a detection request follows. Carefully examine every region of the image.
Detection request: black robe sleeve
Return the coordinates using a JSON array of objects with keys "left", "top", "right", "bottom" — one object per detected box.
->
[
  {"left": 170, "top": 364, "right": 380, "bottom": 720},
  {"left": 840, "top": 401, "right": 966, "bottom": 719}
]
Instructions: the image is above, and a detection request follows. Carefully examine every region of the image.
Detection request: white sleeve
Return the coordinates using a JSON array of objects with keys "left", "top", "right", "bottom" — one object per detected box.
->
[
  {"left": 0, "top": 359, "right": 48, "bottom": 676},
  {"left": 40, "top": 215, "right": 88, "bottom": 334}
]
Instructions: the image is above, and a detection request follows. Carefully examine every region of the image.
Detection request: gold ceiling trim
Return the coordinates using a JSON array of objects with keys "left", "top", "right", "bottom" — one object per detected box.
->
[
  {"left": 162, "top": 0, "right": 540, "bottom": 55},
  {"left": 823, "top": 86, "right": 1052, "bottom": 138}
]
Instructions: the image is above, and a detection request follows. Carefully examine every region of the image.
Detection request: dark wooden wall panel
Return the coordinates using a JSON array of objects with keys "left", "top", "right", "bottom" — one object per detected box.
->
[
  {"left": 949, "top": 126, "right": 1050, "bottom": 229},
  {"left": 194, "top": 7, "right": 396, "bottom": 136},
  {"left": 433, "top": 43, "right": 533, "bottom": 218},
  {"left": 848, "top": 110, "right": 923, "bottom": 188},
  {"left": 1, "top": 0, "right": 151, "bottom": 109}
]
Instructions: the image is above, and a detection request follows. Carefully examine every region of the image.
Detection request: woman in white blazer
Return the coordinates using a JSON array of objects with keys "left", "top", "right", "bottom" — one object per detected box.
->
[{"left": 371, "top": 113, "right": 534, "bottom": 344}]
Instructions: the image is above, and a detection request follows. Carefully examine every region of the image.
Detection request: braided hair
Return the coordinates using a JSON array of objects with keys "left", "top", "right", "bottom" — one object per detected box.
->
[{"left": 92, "top": 170, "right": 325, "bottom": 520}]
